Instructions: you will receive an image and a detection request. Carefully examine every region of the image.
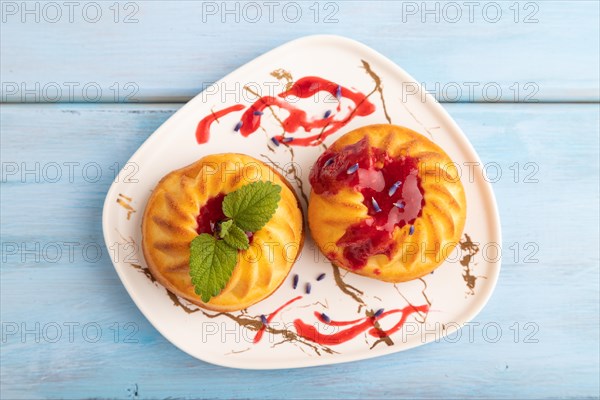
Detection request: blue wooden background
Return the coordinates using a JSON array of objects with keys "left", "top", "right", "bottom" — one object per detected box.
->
[{"left": 1, "top": 1, "right": 599, "bottom": 399}]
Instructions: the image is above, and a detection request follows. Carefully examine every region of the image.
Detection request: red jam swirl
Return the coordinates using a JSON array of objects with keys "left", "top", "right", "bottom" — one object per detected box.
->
[
  {"left": 278, "top": 76, "right": 374, "bottom": 116},
  {"left": 253, "top": 296, "right": 303, "bottom": 344},
  {"left": 195, "top": 77, "right": 375, "bottom": 147},
  {"left": 293, "top": 304, "right": 430, "bottom": 346},
  {"left": 240, "top": 77, "right": 375, "bottom": 146},
  {"left": 195, "top": 104, "right": 246, "bottom": 144},
  {"left": 309, "top": 138, "right": 425, "bottom": 269}
]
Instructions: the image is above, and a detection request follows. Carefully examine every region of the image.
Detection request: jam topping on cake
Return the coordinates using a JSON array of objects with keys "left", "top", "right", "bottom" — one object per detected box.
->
[
  {"left": 309, "top": 137, "right": 425, "bottom": 269},
  {"left": 195, "top": 193, "right": 226, "bottom": 235}
]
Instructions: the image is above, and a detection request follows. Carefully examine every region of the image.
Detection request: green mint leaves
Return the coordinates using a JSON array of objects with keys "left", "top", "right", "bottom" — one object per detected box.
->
[
  {"left": 222, "top": 224, "right": 249, "bottom": 250},
  {"left": 218, "top": 219, "right": 234, "bottom": 239},
  {"left": 189, "top": 181, "right": 281, "bottom": 303},
  {"left": 189, "top": 234, "right": 238, "bottom": 303},
  {"left": 223, "top": 181, "right": 282, "bottom": 232}
]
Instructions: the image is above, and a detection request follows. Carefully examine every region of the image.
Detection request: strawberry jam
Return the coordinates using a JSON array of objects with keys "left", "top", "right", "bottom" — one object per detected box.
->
[
  {"left": 195, "top": 76, "right": 376, "bottom": 148},
  {"left": 195, "top": 193, "right": 226, "bottom": 235},
  {"left": 309, "top": 138, "right": 425, "bottom": 269}
]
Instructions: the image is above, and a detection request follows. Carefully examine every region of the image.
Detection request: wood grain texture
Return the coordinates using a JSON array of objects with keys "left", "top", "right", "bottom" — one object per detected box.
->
[
  {"left": 1, "top": 103, "right": 598, "bottom": 399},
  {"left": 1, "top": 1, "right": 599, "bottom": 103}
]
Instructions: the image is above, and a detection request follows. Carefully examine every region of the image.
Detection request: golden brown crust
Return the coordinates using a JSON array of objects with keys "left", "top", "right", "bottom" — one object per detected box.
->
[
  {"left": 308, "top": 125, "right": 466, "bottom": 282},
  {"left": 142, "top": 154, "right": 304, "bottom": 311}
]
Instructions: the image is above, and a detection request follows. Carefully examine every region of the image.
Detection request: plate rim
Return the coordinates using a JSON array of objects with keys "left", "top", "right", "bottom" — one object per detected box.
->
[{"left": 102, "top": 34, "right": 502, "bottom": 369}]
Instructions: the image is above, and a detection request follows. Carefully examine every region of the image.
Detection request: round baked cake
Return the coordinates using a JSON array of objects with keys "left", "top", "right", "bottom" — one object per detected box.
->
[
  {"left": 308, "top": 124, "right": 466, "bottom": 282},
  {"left": 142, "top": 154, "right": 304, "bottom": 311}
]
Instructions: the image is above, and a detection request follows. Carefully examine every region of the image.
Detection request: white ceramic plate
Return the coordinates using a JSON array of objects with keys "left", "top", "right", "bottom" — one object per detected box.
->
[{"left": 102, "top": 35, "right": 501, "bottom": 369}]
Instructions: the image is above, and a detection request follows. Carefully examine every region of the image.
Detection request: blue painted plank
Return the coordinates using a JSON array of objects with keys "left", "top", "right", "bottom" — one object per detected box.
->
[
  {"left": 1, "top": 103, "right": 598, "bottom": 399},
  {"left": 1, "top": 1, "right": 598, "bottom": 103}
]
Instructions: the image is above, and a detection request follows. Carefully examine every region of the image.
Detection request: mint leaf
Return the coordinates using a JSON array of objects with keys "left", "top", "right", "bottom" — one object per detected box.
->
[
  {"left": 189, "top": 234, "right": 238, "bottom": 303},
  {"left": 218, "top": 219, "right": 249, "bottom": 249},
  {"left": 222, "top": 181, "right": 281, "bottom": 232},
  {"left": 222, "top": 224, "right": 250, "bottom": 250},
  {"left": 218, "top": 219, "right": 234, "bottom": 239},
  {"left": 188, "top": 181, "right": 281, "bottom": 302}
]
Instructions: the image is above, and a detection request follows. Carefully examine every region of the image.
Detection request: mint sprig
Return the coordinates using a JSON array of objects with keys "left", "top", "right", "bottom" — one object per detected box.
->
[
  {"left": 223, "top": 181, "right": 282, "bottom": 232},
  {"left": 189, "top": 181, "right": 281, "bottom": 302}
]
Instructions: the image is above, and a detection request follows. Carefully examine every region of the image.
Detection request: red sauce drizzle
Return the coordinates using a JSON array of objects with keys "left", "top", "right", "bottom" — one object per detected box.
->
[
  {"left": 195, "top": 104, "right": 245, "bottom": 144},
  {"left": 309, "top": 137, "right": 425, "bottom": 269},
  {"left": 253, "top": 295, "right": 303, "bottom": 344},
  {"left": 293, "top": 304, "right": 429, "bottom": 346},
  {"left": 195, "top": 77, "right": 375, "bottom": 147}
]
